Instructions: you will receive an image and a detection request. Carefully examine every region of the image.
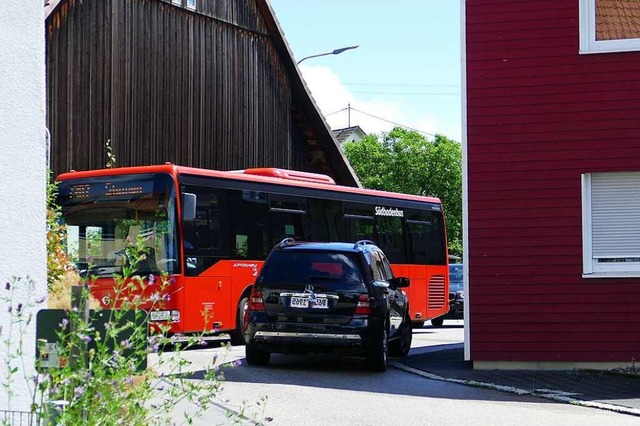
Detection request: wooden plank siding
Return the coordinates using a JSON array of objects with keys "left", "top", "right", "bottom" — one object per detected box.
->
[
  {"left": 46, "top": 0, "right": 356, "bottom": 186},
  {"left": 466, "top": 0, "right": 640, "bottom": 362}
]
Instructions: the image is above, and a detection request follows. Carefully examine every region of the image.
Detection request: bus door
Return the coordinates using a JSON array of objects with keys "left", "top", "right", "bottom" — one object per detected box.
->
[{"left": 182, "top": 186, "right": 232, "bottom": 333}]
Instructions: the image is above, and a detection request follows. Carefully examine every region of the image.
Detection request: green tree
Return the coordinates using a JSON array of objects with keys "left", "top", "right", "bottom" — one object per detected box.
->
[{"left": 343, "top": 127, "right": 463, "bottom": 256}]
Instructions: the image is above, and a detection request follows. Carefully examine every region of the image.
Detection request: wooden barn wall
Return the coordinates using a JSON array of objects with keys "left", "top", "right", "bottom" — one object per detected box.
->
[
  {"left": 47, "top": 0, "right": 316, "bottom": 177},
  {"left": 466, "top": 0, "right": 640, "bottom": 362}
]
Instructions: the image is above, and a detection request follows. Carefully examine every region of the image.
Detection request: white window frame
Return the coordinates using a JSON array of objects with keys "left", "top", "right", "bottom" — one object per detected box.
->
[
  {"left": 171, "top": 0, "right": 182, "bottom": 6},
  {"left": 580, "top": 0, "right": 640, "bottom": 54},
  {"left": 582, "top": 173, "right": 640, "bottom": 277}
]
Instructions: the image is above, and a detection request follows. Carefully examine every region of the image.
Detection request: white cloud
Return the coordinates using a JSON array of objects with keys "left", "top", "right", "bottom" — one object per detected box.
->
[{"left": 299, "top": 65, "right": 445, "bottom": 138}]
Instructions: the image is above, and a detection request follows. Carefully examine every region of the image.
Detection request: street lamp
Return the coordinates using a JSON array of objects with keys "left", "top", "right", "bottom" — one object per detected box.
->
[{"left": 297, "top": 45, "right": 359, "bottom": 65}]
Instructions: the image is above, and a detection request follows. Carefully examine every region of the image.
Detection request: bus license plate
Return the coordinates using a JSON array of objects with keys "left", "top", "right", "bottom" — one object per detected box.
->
[{"left": 290, "top": 297, "right": 329, "bottom": 309}]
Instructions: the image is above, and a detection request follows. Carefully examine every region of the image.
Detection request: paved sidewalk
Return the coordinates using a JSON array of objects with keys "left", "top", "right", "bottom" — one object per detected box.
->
[{"left": 394, "top": 345, "right": 640, "bottom": 417}]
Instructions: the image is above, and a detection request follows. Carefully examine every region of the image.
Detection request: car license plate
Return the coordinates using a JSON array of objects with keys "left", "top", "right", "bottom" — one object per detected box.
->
[{"left": 290, "top": 296, "right": 329, "bottom": 309}]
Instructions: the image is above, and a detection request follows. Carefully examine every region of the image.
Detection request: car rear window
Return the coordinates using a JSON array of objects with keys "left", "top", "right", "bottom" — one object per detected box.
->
[{"left": 257, "top": 251, "right": 365, "bottom": 291}]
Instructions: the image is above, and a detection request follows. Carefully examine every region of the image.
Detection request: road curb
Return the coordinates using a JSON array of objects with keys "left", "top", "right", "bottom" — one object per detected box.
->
[{"left": 390, "top": 362, "right": 640, "bottom": 418}]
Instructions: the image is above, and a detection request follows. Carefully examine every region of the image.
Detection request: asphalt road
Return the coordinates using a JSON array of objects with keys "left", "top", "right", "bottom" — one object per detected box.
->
[{"left": 153, "top": 321, "right": 639, "bottom": 425}]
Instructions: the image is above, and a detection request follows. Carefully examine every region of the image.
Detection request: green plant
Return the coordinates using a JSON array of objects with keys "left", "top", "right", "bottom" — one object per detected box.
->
[
  {"left": 105, "top": 139, "right": 117, "bottom": 169},
  {"left": 2, "top": 177, "right": 269, "bottom": 425},
  {"left": 46, "top": 177, "right": 69, "bottom": 291}
]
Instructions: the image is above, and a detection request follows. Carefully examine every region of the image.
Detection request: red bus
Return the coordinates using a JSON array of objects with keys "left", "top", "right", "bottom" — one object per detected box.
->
[{"left": 56, "top": 164, "right": 449, "bottom": 342}]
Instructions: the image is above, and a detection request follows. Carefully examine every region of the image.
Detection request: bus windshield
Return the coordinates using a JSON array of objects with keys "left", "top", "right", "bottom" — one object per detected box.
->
[{"left": 57, "top": 173, "right": 179, "bottom": 277}]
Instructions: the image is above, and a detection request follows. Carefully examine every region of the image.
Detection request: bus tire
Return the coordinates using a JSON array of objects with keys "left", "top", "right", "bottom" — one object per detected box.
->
[
  {"left": 431, "top": 317, "right": 444, "bottom": 327},
  {"left": 411, "top": 321, "right": 425, "bottom": 329},
  {"left": 230, "top": 296, "right": 249, "bottom": 346},
  {"left": 245, "top": 343, "right": 270, "bottom": 366}
]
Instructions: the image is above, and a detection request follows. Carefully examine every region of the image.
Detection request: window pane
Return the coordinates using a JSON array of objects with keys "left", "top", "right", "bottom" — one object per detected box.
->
[
  {"left": 596, "top": 0, "right": 640, "bottom": 41},
  {"left": 308, "top": 198, "right": 342, "bottom": 241},
  {"left": 405, "top": 209, "right": 447, "bottom": 265},
  {"left": 59, "top": 173, "right": 179, "bottom": 276},
  {"left": 377, "top": 215, "right": 406, "bottom": 263},
  {"left": 228, "top": 189, "right": 269, "bottom": 259}
]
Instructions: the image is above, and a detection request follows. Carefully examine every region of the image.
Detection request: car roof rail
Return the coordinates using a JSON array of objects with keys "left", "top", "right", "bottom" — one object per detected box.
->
[
  {"left": 353, "top": 240, "right": 376, "bottom": 249},
  {"left": 277, "top": 237, "right": 296, "bottom": 248}
]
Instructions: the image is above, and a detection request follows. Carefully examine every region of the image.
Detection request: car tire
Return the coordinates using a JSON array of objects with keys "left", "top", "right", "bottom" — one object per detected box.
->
[
  {"left": 389, "top": 314, "right": 412, "bottom": 358},
  {"left": 245, "top": 343, "right": 270, "bottom": 366},
  {"left": 366, "top": 327, "right": 389, "bottom": 372},
  {"left": 229, "top": 296, "right": 248, "bottom": 346},
  {"left": 411, "top": 321, "right": 425, "bottom": 329},
  {"left": 431, "top": 317, "right": 444, "bottom": 327}
]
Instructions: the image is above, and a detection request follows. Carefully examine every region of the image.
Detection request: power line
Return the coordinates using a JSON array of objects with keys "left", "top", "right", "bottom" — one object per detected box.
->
[
  {"left": 348, "top": 106, "right": 437, "bottom": 137},
  {"left": 325, "top": 107, "right": 348, "bottom": 117},
  {"left": 344, "top": 82, "right": 460, "bottom": 88},
  {"left": 350, "top": 90, "right": 460, "bottom": 97}
]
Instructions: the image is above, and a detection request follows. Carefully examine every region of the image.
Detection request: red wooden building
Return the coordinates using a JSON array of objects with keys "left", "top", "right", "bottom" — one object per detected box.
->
[{"left": 464, "top": 0, "right": 640, "bottom": 368}]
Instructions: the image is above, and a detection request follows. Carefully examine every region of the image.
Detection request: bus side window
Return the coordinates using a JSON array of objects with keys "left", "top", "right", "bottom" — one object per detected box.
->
[
  {"left": 308, "top": 198, "right": 342, "bottom": 241},
  {"left": 228, "top": 189, "right": 268, "bottom": 259},
  {"left": 376, "top": 215, "right": 407, "bottom": 263},
  {"left": 343, "top": 203, "right": 375, "bottom": 242},
  {"left": 268, "top": 194, "right": 308, "bottom": 247},
  {"left": 405, "top": 209, "right": 447, "bottom": 265}
]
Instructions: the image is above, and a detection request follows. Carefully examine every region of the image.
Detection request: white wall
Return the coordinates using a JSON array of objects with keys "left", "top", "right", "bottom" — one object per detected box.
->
[{"left": 0, "top": 0, "right": 47, "bottom": 413}]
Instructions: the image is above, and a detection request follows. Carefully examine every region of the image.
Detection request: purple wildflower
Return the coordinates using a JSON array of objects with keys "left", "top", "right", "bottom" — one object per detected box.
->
[
  {"left": 7, "top": 306, "right": 11, "bottom": 313},
  {"left": 156, "top": 385, "right": 164, "bottom": 391},
  {"left": 213, "top": 324, "right": 220, "bottom": 333},
  {"left": 120, "top": 339, "right": 131, "bottom": 349},
  {"left": 79, "top": 334, "right": 92, "bottom": 344},
  {"left": 149, "top": 292, "right": 161, "bottom": 303},
  {"left": 231, "top": 359, "right": 242, "bottom": 367},
  {"left": 124, "top": 377, "right": 134, "bottom": 386},
  {"left": 35, "top": 295, "right": 46, "bottom": 304},
  {"left": 16, "top": 303, "right": 23, "bottom": 314},
  {"left": 59, "top": 318, "right": 69, "bottom": 329},
  {"left": 5, "top": 282, "right": 10, "bottom": 290},
  {"left": 148, "top": 274, "right": 156, "bottom": 285},
  {"left": 162, "top": 293, "right": 170, "bottom": 301},
  {"left": 74, "top": 386, "right": 85, "bottom": 399}
]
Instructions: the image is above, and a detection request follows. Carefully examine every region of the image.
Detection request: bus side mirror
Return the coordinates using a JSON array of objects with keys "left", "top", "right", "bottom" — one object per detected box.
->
[{"left": 182, "top": 193, "right": 197, "bottom": 222}]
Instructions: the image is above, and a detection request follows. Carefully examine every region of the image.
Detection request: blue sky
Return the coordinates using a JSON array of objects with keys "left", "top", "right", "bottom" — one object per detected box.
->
[{"left": 269, "top": 0, "right": 462, "bottom": 141}]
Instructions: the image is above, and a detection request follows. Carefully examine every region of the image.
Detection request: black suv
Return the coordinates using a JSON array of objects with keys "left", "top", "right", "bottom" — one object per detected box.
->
[{"left": 243, "top": 239, "right": 412, "bottom": 372}]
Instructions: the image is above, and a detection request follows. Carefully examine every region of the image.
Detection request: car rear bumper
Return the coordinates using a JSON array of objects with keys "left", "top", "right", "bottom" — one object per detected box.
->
[{"left": 245, "top": 312, "right": 378, "bottom": 355}]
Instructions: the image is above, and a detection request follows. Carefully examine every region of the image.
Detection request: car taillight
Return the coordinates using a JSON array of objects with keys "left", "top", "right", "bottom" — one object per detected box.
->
[
  {"left": 249, "top": 289, "right": 265, "bottom": 311},
  {"left": 354, "top": 294, "right": 372, "bottom": 315}
]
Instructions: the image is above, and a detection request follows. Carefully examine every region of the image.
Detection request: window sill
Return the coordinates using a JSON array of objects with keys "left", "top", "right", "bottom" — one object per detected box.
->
[{"left": 583, "top": 272, "right": 640, "bottom": 279}]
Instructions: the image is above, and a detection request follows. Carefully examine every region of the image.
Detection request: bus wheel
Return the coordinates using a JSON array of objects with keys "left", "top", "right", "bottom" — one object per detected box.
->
[
  {"left": 431, "top": 317, "right": 444, "bottom": 327},
  {"left": 230, "top": 296, "right": 248, "bottom": 346},
  {"left": 411, "top": 321, "right": 425, "bottom": 329}
]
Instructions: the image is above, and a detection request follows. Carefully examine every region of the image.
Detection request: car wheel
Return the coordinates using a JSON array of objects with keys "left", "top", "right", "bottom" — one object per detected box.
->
[
  {"left": 245, "top": 343, "right": 270, "bottom": 366},
  {"left": 229, "top": 296, "right": 248, "bottom": 346},
  {"left": 431, "top": 317, "right": 444, "bottom": 327},
  {"left": 411, "top": 321, "right": 425, "bottom": 329},
  {"left": 366, "top": 327, "right": 389, "bottom": 372},
  {"left": 389, "top": 314, "right": 412, "bottom": 358}
]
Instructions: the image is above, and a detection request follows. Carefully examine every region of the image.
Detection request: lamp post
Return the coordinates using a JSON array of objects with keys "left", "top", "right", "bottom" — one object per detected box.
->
[{"left": 297, "top": 45, "right": 359, "bottom": 65}]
